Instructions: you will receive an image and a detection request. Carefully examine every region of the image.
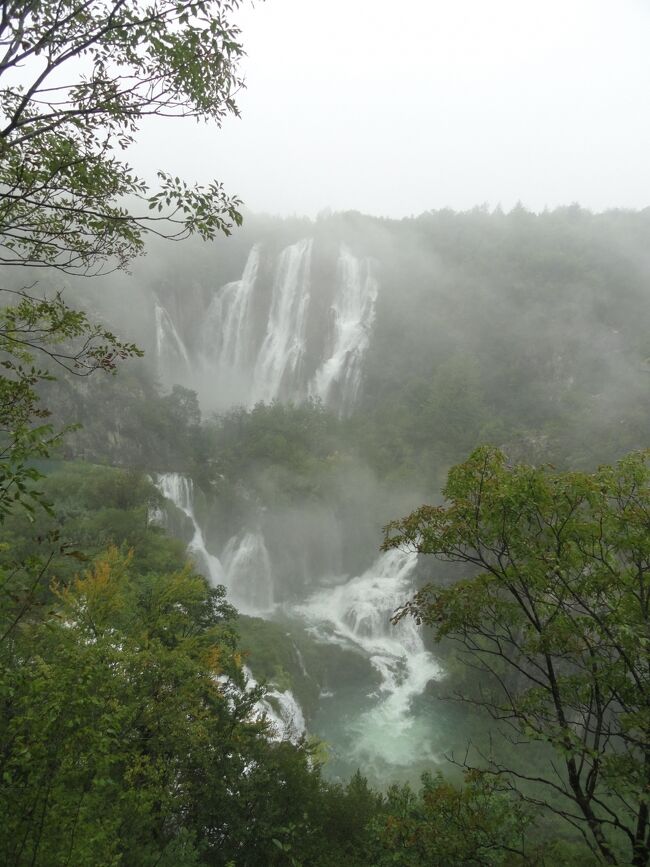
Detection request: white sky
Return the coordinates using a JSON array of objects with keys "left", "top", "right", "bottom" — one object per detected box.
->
[{"left": 132, "top": 0, "right": 650, "bottom": 218}]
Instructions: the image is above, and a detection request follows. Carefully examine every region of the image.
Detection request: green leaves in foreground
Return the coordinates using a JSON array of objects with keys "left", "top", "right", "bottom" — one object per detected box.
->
[
  {"left": 385, "top": 446, "right": 650, "bottom": 866},
  {"left": 0, "top": 548, "right": 260, "bottom": 866}
]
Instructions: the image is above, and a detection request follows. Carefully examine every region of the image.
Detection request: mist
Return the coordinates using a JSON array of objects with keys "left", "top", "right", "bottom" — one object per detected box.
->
[
  {"left": 25, "top": 203, "right": 641, "bottom": 784},
  {"left": 6, "top": 0, "right": 650, "bottom": 860},
  {"left": 131, "top": 0, "right": 650, "bottom": 217}
]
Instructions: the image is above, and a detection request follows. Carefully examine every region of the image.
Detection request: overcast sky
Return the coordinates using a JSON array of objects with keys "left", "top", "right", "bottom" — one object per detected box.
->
[{"left": 133, "top": 0, "right": 650, "bottom": 219}]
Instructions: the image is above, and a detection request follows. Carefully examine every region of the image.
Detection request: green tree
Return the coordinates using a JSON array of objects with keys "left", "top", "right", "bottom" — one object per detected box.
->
[
  {"left": 368, "top": 771, "right": 529, "bottom": 866},
  {"left": 0, "top": 544, "right": 387, "bottom": 866},
  {"left": 0, "top": 0, "right": 248, "bottom": 518},
  {"left": 384, "top": 447, "right": 650, "bottom": 866},
  {"left": 0, "top": 548, "right": 266, "bottom": 865},
  {"left": 0, "top": 0, "right": 245, "bottom": 274},
  {"left": 0, "top": 290, "right": 142, "bottom": 518}
]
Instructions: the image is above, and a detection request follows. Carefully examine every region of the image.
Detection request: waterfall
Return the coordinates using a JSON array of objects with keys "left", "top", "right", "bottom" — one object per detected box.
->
[
  {"left": 245, "top": 666, "right": 306, "bottom": 744},
  {"left": 295, "top": 549, "right": 441, "bottom": 768},
  {"left": 155, "top": 472, "right": 275, "bottom": 614},
  {"left": 309, "top": 246, "right": 378, "bottom": 414},
  {"left": 221, "top": 531, "right": 274, "bottom": 615},
  {"left": 200, "top": 245, "right": 261, "bottom": 405},
  {"left": 251, "top": 238, "right": 313, "bottom": 403},
  {"left": 205, "top": 244, "right": 260, "bottom": 371},
  {"left": 154, "top": 302, "right": 192, "bottom": 380},
  {"left": 154, "top": 473, "right": 226, "bottom": 586},
  {"left": 168, "top": 239, "right": 377, "bottom": 413}
]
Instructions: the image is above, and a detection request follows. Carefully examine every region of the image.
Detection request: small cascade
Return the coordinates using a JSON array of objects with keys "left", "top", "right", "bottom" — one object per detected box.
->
[
  {"left": 309, "top": 246, "right": 378, "bottom": 414},
  {"left": 295, "top": 549, "right": 441, "bottom": 768},
  {"left": 154, "top": 302, "right": 192, "bottom": 380},
  {"left": 221, "top": 531, "right": 274, "bottom": 615},
  {"left": 251, "top": 238, "right": 313, "bottom": 403},
  {"left": 245, "top": 667, "right": 306, "bottom": 744},
  {"left": 155, "top": 473, "right": 226, "bottom": 586}
]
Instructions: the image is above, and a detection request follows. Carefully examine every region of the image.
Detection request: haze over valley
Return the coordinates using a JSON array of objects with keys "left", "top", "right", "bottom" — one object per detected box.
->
[{"left": 1, "top": 2, "right": 650, "bottom": 864}]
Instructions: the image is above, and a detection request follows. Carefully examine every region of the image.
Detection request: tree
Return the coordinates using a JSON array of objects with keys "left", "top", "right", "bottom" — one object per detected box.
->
[
  {"left": 367, "top": 771, "right": 530, "bottom": 867},
  {"left": 0, "top": 548, "right": 268, "bottom": 865},
  {"left": 0, "top": 0, "right": 246, "bottom": 275},
  {"left": 384, "top": 446, "right": 650, "bottom": 866},
  {"left": 0, "top": 0, "right": 249, "bottom": 517},
  {"left": 0, "top": 288, "right": 142, "bottom": 518},
  {"left": 0, "top": 544, "right": 389, "bottom": 866}
]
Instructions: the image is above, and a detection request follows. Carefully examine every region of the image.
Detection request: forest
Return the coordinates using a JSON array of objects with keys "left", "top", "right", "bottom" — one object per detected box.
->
[{"left": 1, "top": 1, "right": 649, "bottom": 865}]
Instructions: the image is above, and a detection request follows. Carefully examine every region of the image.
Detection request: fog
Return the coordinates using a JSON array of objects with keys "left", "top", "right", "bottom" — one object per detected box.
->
[
  {"left": 36, "top": 202, "right": 645, "bottom": 784},
  {"left": 14, "top": 0, "right": 650, "bottom": 787},
  {"left": 131, "top": 0, "right": 650, "bottom": 217},
  {"left": 6, "top": 0, "right": 650, "bottom": 857}
]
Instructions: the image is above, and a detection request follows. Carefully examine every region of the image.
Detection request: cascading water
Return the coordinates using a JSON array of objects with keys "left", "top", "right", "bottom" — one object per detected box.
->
[
  {"left": 154, "top": 302, "right": 192, "bottom": 382},
  {"left": 154, "top": 473, "right": 226, "bottom": 586},
  {"left": 309, "top": 246, "right": 378, "bottom": 414},
  {"left": 295, "top": 549, "right": 441, "bottom": 770},
  {"left": 244, "top": 665, "right": 307, "bottom": 744},
  {"left": 200, "top": 245, "right": 261, "bottom": 406},
  {"left": 221, "top": 531, "right": 274, "bottom": 615},
  {"left": 205, "top": 244, "right": 261, "bottom": 370},
  {"left": 160, "top": 238, "right": 377, "bottom": 414},
  {"left": 245, "top": 666, "right": 306, "bottom": 745},
  {"left": 251, "top": 238, "right": 313, "bottom": 403},
  {"left": 150, "top": 240, "right": 441, "bottom": 777},
  {"left": 155, "top": 475, "right": 275, "bottom": 615},
  {"left": 153, "top": 477, "right": 440, "bottom": 777}
]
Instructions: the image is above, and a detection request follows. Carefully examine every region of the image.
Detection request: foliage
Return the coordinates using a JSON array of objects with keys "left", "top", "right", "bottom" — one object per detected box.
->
[
  {"left": 0, "top": 461, "right": 186, "bottom": 651},
  {"left": 0, "top": 0, "right": 246, "bottom": 274},
  {"left": 368, "top": 771, "right": 530, "bottom": 866},
  {"left": 0, "top": 548, "right": 249, "bottom": 864},
  {"left": 384, "top": 446, "right": 650, "bottom": 866},
  {"left": 0, "top": 543, "right": 391, "bottom": 866},
  {"left": 0, "top": 540, "right": 414, "bottom": 867},
  {"left": 209, "top": 400, "right": 340, "bottom": 498},
  {"left": 0, "top": 0, "right": 249, "bottom": 523},
  {"left": 0, "top": 287, "right": 143, "bottom": 518}
]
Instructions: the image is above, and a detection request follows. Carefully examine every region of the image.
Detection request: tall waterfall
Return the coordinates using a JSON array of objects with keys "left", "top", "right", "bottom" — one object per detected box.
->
[
  {"left": 154, "top": 473, "right": 226, "bottom": 586},
  {"left": 157, "top": 239, "right": 377, "bottom": 415},
  {"left": 154, "top": 302, "right": 192, "bottom": 383},
  {"left": 147, "top": 241, "right": 443, "bottom": 774},
  {"left": 200, "top": 245, "right": 261, "bottom": 405},
  {"left": 251, "top": 238, "right": 313, "bottom": 403},
  {"left": 296, "top": 550, "right": 441, "bottom": 769},
  {"left": 309, "top": 246, "right": 379, "bottom": 413}
]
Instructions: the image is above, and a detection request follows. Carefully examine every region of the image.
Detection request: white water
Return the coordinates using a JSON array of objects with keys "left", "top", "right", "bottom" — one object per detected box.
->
[
  {"left": 200, "top": 245, "right": 261, "bottom": 405},
  {"left": 295, "top": 549, "right": 441, "bottom": 768},
  {"left": 155, "top": 474, "right": 274, "bottom": 615},
  {"left": 154, "top": 473, "right": 226, "bottom": 586},
  {"left": 163, "top": 239, "right": 377, "bottom": 414},
  {"left": 309, "top": 246, "right": 378, "bottom": 414},
  {"left": 251, "top": 238, "right": 313, "bottom": 403},
  {"left": 154, "top": 475, "right": 439, "bottom": 771},
  {"left": 221, "top": 531, "right": 274, "bottom": 615},
  {"left": 245, "top": 666, "right": 306, "bottom": 744},
  {"left": 154, "top": 302, "right": 192, "bottom": 381}
]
